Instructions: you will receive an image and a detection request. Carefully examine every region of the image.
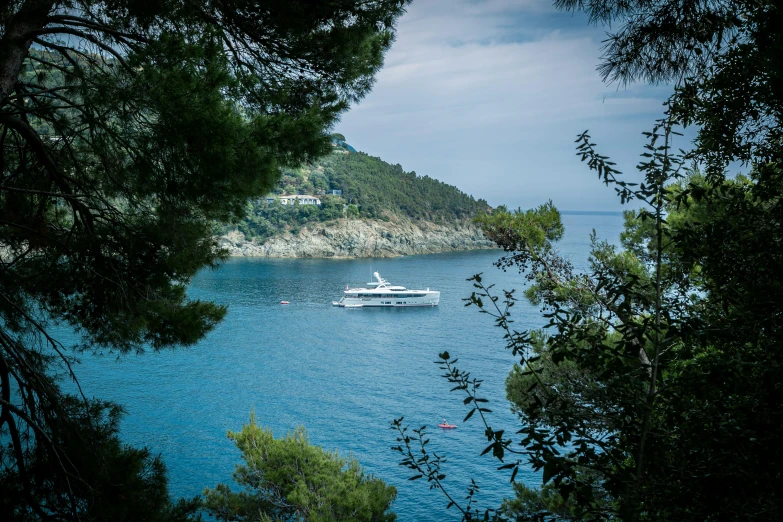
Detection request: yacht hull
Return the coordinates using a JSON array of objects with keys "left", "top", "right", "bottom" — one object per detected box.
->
[
  {"left": 332, "top": 301, "right": 439, "bottom": 308},
  {"left": 333, "top": 292, "right": 440, "bottom": 308},
  {"left": 333, "top": 272, "right": 440, "bottom": 308}
]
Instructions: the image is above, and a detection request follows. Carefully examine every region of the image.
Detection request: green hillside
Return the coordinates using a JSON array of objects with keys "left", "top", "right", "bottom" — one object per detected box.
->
[{"left": 233, "top": 144, "right": 489, "bottom": 241}]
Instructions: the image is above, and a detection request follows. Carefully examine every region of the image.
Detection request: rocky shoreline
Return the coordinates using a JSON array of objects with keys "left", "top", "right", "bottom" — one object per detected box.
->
[{"left": 217, "top": 218, "right": 497, "bottom": 258}]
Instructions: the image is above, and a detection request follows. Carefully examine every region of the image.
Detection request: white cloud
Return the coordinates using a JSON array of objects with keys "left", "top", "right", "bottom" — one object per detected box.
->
[{"left": 337, "top": 0, "right": 674, "bottom": 211}]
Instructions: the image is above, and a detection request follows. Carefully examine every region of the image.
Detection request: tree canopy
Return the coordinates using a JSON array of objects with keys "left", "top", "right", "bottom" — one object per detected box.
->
[
  {"left": 233, "top": 148, "right": 490, "bottom": 242},
  {"left": 204, "top": 415, "right": 397, "bottom": 522},
  {"left": 1, "top": 0, "right": 407, "bottom": 518}
]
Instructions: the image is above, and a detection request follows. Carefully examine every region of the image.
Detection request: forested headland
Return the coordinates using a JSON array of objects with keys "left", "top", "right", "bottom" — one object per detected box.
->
[{"left": 224, "top": 138, "right": 490, "bottom": 244}]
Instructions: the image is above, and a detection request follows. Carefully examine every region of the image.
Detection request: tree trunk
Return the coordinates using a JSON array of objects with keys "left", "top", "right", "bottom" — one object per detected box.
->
[{"left": 0, "top": 0, "right": 55, "bottom": 103}]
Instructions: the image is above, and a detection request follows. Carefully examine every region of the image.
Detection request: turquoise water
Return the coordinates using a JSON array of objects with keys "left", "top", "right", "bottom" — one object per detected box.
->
[{"left": 69, "top": 212, "right": 624, "bottom": 521}]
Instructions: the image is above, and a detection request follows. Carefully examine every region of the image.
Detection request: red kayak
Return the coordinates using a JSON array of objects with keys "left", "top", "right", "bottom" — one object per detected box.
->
[
  {"left": 280, "top": 301, "right": 290, "bottom": 305},
  {"left": 438, "top": 423, "right": 457, "bottom": 429}
]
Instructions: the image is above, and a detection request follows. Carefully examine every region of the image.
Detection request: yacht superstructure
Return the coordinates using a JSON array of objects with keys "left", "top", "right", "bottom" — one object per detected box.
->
[{"left": 332, "top": 272, "right": 440, "bottom": 308}]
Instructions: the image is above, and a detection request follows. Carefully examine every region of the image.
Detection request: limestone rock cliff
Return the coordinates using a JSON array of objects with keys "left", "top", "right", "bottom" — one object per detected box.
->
[{"left": 218, "top": 218, "right": 496, "bottom": 258}]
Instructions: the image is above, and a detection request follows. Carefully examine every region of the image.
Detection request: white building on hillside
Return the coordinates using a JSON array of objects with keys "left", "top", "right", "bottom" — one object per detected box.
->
[{"left": 279, "top": 195, "right": 321, "bottom": 206}]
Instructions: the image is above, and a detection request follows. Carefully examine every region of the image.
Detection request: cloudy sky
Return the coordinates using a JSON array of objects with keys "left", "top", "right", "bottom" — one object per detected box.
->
[{"left": 336, "top": 0, "right": 679, "bottom": 211}]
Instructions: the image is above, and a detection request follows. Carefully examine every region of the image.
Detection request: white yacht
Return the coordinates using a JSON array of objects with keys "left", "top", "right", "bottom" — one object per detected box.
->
[{"left": 332, "top": 272, "right": 440, "bottom": 308}]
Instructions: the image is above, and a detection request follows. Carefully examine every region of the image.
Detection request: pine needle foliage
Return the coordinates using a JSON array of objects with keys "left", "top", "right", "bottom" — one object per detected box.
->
[
  {"left": 204, "top": 414, "right": 397, "bottom": 522},
  {"left": 1, "top": 1, "right": 407, "bottom": 518}
]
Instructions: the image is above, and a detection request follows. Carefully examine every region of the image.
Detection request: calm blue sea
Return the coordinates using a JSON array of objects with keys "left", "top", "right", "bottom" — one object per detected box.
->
[{"left": 67, "top": 212, "right": 625, "bottom": 521}]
